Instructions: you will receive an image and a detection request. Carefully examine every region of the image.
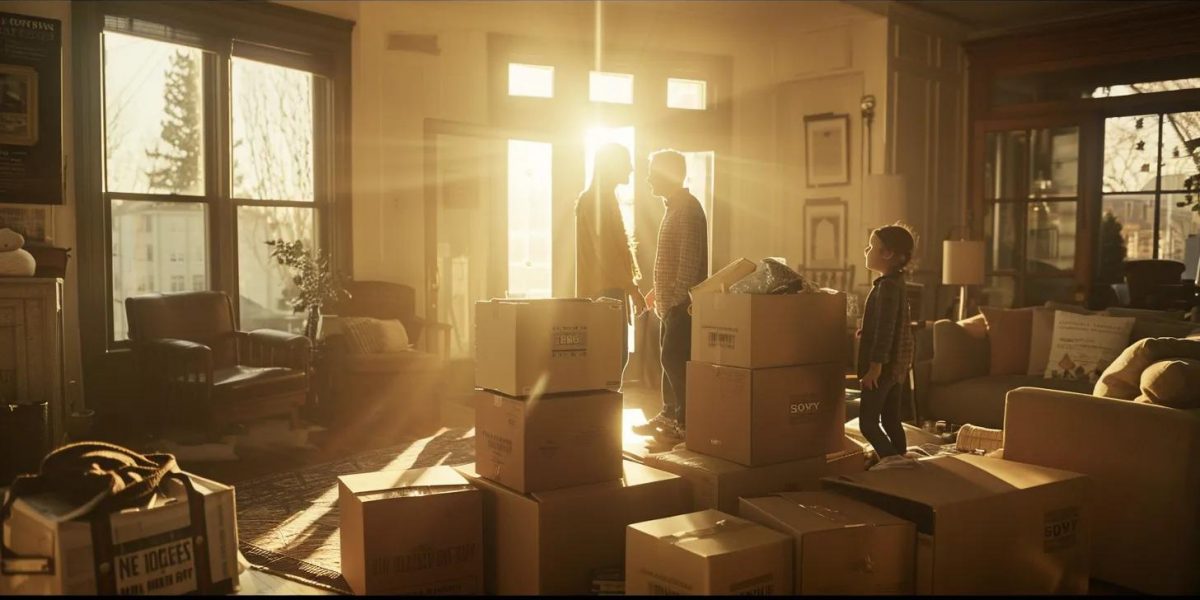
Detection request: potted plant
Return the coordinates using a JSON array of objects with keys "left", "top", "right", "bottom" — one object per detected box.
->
[{"left": 265, "top": 239, "right": 350, "bottom": 340}]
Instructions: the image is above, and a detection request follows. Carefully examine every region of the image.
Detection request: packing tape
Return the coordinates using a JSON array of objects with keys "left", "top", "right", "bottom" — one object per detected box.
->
[
  {"left": 357, "top": 484, "right": 474, "bottom": 499},
  {"left": 660, "top": 518, "right": 756, "bottom": 545},
  {"left": 790, "top": 501, "right": 853, "bottom": 525}
]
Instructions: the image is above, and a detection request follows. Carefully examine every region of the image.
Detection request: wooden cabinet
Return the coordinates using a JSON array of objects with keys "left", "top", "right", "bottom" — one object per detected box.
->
[{"left": 0, "top": 278, "right": 65, "bottom": 444}]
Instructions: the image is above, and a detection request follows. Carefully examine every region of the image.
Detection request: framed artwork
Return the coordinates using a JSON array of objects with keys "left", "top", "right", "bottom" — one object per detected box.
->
[
  {"left": 0, "top": 64, "right": 37, "bottom": 146},
  {"left": 803, "top": 197, "right": 847, "bottom": 268},
  {"left": 804, "top": 113, "right": 849, "bottom": 187}
]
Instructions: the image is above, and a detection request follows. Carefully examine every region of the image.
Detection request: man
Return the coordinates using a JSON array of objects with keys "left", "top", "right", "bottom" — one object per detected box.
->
[{"left": 631, "top": 149, "right": 708, "bottom": 443}]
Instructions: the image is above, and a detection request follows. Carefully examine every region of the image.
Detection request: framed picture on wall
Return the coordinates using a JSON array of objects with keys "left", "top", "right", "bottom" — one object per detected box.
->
[
  {"left": 0, "top": 64, "right": 37, "bottom": 146},
  {"left": 803, "top": 197, "right": 847, "bottom": 268},
  {"left": 804, "top": 113, "right": 849, "bottom": 187}
]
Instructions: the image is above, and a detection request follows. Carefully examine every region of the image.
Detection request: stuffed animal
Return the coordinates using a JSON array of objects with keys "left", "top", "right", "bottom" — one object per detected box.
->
[{"left": 0, "top": 228, "right": 36, "bottom": 276}]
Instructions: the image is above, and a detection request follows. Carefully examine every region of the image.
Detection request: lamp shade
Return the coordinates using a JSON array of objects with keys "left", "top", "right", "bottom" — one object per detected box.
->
[
  {"left": 942, "top": 240, "right": 985, "bottom": 285},
  {"left": 865, "top": 173, "right": 907, "bottom": 226}
]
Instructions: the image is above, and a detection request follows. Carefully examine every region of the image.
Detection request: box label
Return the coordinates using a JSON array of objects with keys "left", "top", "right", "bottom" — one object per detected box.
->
[
  {"left": 729, "top": 573, "right": 775, "bottom": 595},
  {"left": 551, "top": 326, "right": 588, "bottom": 357},
  {"left": 367, "top": 542, "right": 478, "bottom": 577},
  {"left": 788, "top": 393, "right": 829, "bottom": 420},
  {"left": 114, "top": 526, "right": 197, "bottom": 595},
  {"left": 642, "top": 570, "right": 691, "bottom": 595},
  {"left": 703, "top": 327, "right": 737, "bottom": 349},
  {"left": 1043, "top": 507, "right": 1079, "bottom": 552}
]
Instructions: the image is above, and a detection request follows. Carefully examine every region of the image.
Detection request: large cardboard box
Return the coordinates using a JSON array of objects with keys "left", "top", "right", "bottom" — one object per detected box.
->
[
  {"left": 337, "top": 466, "right": 482, "bottom": 595},
  {"left": 475, "top": 297, "right": 624, "bottom": 397},
  {"left": 821, "top": 454, "right": 1092, "bottom": 595},
  {"left": 0, "top": 472, "right": 238, "bottom": 595},
  {"left": 739, "top": 491, "right": 915, "bottom": 594},
  {"left": 689, "top": 258, "right": 756, "bottom": 299},
  {"left": 475, "top": 389, "right": 623, "bottom": 493},
  {"left": 690, "top": 289, "right": 846, "bottom": 369},
  {"left": 686, "top": 361, "right": 845, "bottom": 466},
  {"left": 642, "top": 436, "right": 865, "bottom": 513},
  {"left": 625, "top": 509, "right": 793, "bottom": 595},
  {"left": 453, "top": 460, "right": 691, "bottom": 595}
]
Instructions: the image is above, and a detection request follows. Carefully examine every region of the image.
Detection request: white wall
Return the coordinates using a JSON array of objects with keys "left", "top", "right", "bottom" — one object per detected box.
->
[{"left": 0, "top": 0, "right": 82, "bottom": 412}]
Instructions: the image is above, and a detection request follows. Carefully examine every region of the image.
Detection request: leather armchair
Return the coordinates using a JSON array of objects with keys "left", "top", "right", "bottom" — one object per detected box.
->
[{"left": 125, "top": 291, "right": 310, "bottom": 431}]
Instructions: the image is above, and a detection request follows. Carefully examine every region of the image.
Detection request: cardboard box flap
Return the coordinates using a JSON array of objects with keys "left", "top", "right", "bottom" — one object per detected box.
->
[
  {"left": 642, "top": 448, "right": 745, "bottom": 476},
  {"left": 482, "top": 297, "right": 622, "bottom": 307},
  {"left": 632, "top": 510, "right": 787, "bottom": 558},
  {"left": 531, "top": 461, "right": 677, "bottom": 502},
  {"left": 691, "top": 258, "right": 756, "bottom": 296},
  {"left": 749, "top": 492, "right": 910, "bottom": 536},
  {"left": 338, "top": 466, "right": 473, "bottom": 499}
]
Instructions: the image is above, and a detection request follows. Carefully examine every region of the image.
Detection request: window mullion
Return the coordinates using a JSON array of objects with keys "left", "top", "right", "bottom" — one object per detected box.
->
[
  {"left": 210, "top": 44, "right": 237, "bottom": 320},
  {"left": 1152, "top": 112, "right": 1165, "bottom": 259}
]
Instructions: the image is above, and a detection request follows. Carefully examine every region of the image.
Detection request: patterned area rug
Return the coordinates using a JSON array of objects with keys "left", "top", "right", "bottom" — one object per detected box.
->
[{"left": 235, "top": 427, "right": 476, "bottom": 593}]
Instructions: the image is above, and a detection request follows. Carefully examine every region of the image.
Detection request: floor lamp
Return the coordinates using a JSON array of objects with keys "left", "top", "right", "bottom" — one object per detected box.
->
[{"left": 943, "top": 240, "right": 985, "bottom": 321}]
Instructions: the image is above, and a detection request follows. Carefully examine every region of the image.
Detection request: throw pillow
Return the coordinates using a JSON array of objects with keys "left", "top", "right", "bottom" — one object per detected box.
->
[
  {"left": 960, "top": 313, "right": 988, "bottom": 339},
  {"left": 980, "top": 306, "right": 1034, "bottom": 376},
  {"left": 1043, "top": 311, "right": 1135, "bottom": 383},
  {"left": 1139, "top": 358, "right": 1200, "bottom": 409},
  {"left": 341, "top": 317, "right": 385, "bottom": 354},
  {"left": 1095, "top": 337, "right": 1200, "bottom": 398},
  {"left": 1026, "top": 307, "right": 1056, "bottom": 376},
  {"left": 377, "top": 319, "right": 412, "bottom": 352}
]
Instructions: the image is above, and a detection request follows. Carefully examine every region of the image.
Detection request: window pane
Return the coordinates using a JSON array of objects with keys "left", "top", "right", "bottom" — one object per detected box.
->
[
  {"left": 507, "top": 139, "right": 552, "bottom": 298},
  {"left": 683, "top": 151, "right": 715, "bottom": 220},
  {"left": 984, "top": 202, "right": 1019, "bottom": 271},
  {"left": 1030, "top": 127, "right": 1078, "bottom": 198},
  {"left": 1092, "top": 78, "right": 1200, "bottom": 98},
  {"left": 667, "top": 78, "right": 706, "bottom": 110},
  {"left": 508, "top": 63, "right": 554, "bottom": 98},
  {"left": 238, "top": 206, "right": 315, "bottom": 333},
  {"left": 1162, "top": 111, "right": 1200, "bottom": 191},
  {"left": 1026, "top": 201, "right": 1076, "bottom": 272},
  {"left": 589, "top": 71, "right": 633, "bottom": 104},
  {"left": 1103, "top": 114, "right": 1159, "bottom": 193},
  {"left": 984, "top": 130, "right": 1029, "bottom": 200},
  {"left": 1160, "top": 193, "right": 1200, "bottom": 263},
  {"left": 232, "top": 57, "right": 315, "bottom": 201},
  {"left": 103, "top": 32, "right": 205, "bottom": 195},
  {"left": 111, "top": 200, "right": 208, "bottom": 340},
  {"left": 583, "top": 126, "right": 635, "bottom": 235},
  {"left": 981, "top": 275, "right": 1015, "bottom": 309},
  {"left": 1101, "top": 194, "right": 1156, "bottom": 261}
]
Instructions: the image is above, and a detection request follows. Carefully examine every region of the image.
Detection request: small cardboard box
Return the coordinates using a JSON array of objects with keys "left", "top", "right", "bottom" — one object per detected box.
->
[
  {"left": 475, "top": 297, "right": 625, "bottom": 397},
  {"left": 686, "top": 361, "right": 846, "bottom": 466},
  {"left": 0, "top": 472, "right": 238, "bottom": 595},
  {"left": 690, "top": 284, "right": 846, "bottom": 369},
  {"left": 821, "top": 454, "right": 1092, "bottom": 595},
  {"left": 739, "top": 491, "right": 915, "bottom": 594},
  {"left": 641, "top": 437, "right": 865, "bottom": 514},
  {"left": 625, "top": 509, "right": 793, "bottom": 595},
  {"left": 338, "top": 466, "right": 482, "bottom": 595},
  {"left": 474, "top": 389, "right": 623, "bottom": 493},
  {"left": 454, "top": 460, "right": 691, "bottom": 595}
]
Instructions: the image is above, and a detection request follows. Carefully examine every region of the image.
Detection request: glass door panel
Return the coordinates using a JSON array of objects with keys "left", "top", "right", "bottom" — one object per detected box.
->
[{"left": 506, "top": 139, "right": 554, "bottom": 299}]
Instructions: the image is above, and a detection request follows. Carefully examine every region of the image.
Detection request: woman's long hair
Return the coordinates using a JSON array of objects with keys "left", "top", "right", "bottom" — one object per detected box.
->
[{"left": 579, "top": 142, "right": 641, "bottom": 284}]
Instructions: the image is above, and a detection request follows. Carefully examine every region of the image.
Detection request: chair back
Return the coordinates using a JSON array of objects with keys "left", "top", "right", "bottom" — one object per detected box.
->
[
  {"left": 1124, "top": 259, "right": 1186, "bottom": 309},
  {"left": 798, "top": 264, "right": 855, "bottom": 292},
  {"left": 125, "top": 291, "right": 239, "bottom": 368},
  {"left": 326, "top": 281, "right": 423, "bottom": 343}
]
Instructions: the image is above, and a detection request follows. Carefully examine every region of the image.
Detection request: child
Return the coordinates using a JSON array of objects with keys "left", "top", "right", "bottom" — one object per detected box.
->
[{"left": 858, "top": 224, "right": 918, "bottom": 470}]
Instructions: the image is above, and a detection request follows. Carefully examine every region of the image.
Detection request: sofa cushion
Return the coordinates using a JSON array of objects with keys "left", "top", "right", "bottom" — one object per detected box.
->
[
  {"left": 980, "top": 306, "right": 1033, "bottom": 376},
  {"left": 1094, "top": 337, "right": 1200, "bottom": 399},
  {"left": 1139, "top": 358, "right": 1200, "bottom": 409},
  {"left": 1044, "top": 311, "right": 1135, "bottom": 382},
  {"left": 1027, "top": 307, "right": 1056, "bottom": 376},
  {"left": 926, "top": 374, "right": 1092, "bottom": 429},
  {"left": 930, "top": 319, "right": 990, "bottom": 384}
]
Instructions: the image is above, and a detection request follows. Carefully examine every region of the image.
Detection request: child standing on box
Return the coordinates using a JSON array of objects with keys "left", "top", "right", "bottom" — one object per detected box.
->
[{"left": 858, "top": 224, "right": 918, "bottom": 470}]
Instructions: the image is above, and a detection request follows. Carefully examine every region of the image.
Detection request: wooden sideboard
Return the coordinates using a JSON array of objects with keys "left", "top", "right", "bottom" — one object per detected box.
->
[{"left": 0, "top": 278, "right": 65, "bottom": 444}]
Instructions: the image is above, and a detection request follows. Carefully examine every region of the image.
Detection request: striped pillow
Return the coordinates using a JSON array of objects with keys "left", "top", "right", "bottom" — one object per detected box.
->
[{"left": 341, "top": 317, "right": 385, "bottom": 354}]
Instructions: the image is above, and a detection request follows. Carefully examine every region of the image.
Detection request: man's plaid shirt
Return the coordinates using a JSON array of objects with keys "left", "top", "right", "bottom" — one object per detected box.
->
[{"left": 653, "top": 189, "right": 708, "bottom": 317}]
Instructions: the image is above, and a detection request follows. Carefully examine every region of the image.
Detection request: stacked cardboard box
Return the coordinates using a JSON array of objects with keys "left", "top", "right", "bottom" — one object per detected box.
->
[
  {"left": 468, "top": 298, "right": 691, "bottom": 594},
  {"left": 687, "top": 265, "right": 848, "bottom": 465}
]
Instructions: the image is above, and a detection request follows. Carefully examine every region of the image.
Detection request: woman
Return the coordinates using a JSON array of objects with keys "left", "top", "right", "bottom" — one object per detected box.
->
[{"left": 575, "top": 142, "right": 647, "bottom": 369}]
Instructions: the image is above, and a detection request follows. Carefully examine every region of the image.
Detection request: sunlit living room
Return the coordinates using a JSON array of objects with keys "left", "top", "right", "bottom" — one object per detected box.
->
[{"left": 1, "top": 0, "right": 1198, "bottom": 596}]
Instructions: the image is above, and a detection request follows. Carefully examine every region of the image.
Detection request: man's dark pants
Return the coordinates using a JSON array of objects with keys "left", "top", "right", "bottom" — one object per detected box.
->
[{"left": 659, "top": 303, "right": 691, "bottom": 426}]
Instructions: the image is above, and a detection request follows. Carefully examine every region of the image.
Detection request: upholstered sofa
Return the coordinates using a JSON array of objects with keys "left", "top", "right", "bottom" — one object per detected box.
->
[
  {"left": 1004, "top": 385, "right": 1200, "bottom": 594},
  {"left": 920, "top": 304, "right": 1200, "bottom": 429}
]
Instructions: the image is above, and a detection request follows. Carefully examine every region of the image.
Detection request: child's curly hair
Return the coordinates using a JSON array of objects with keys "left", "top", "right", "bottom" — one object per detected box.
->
[{"left": 872, "top": 222, "right": 918, "bottom": 273}]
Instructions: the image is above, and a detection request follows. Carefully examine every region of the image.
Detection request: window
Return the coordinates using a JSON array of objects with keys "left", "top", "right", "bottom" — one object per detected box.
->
[
  {"left": 1101, "top": 111, "right": 1200, "bottom": 266},
  {"left": 83, "top": 3, "right": 349, "bottom": 345},
  {"left": 589, "top": 71, "right": 633, "bottom": 104},
  {"left": 667, "top": 78, "right": 707, "bottom": 110},
  {"left": 506, "top": 139, "right": 553, "bottom": 298},
  {"left": 508, "top": 63, "right": 554, "bottom": 98}
]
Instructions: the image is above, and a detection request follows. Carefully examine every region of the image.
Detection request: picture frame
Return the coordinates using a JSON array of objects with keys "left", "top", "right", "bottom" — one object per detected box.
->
[
  {"left": 803, "top": 197, "right": 847, "bottom": 268},
  {"left": 0, "top": 63, "right": 37, "bottom": 146},
  {"left": 804, "top": 113, "right": 849, "bottom": 187}
]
